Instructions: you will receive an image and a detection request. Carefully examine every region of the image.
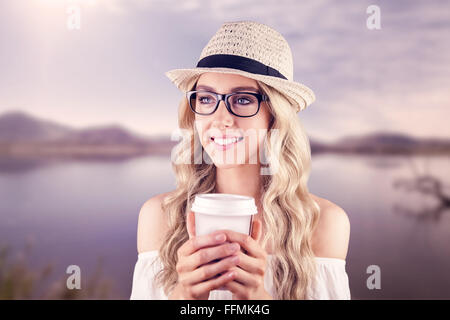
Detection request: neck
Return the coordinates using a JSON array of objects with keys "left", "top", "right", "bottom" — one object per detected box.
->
[{"left": 215, "top": 164, "right": 263, "bottom": 217}]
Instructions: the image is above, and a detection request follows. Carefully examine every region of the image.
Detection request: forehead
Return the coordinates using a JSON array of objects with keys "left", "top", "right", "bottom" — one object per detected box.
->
[{"left": 196, "top": 72, "right": 259, "bottom": 92}]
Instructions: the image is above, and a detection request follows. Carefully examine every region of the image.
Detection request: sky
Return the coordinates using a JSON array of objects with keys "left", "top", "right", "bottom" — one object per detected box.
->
[{"left": 0, "top": 0, "right": 449, "bottom": 143}]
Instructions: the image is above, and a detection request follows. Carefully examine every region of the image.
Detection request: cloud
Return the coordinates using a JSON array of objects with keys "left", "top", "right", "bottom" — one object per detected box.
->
[{"left": 1, "top": 0, "right": 449, "bottom": 141}]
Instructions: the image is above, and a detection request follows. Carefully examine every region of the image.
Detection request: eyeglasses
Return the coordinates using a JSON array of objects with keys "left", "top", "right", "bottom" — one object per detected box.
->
[{"left": 186, "top": 90, "right": 269, "bottom": 118}]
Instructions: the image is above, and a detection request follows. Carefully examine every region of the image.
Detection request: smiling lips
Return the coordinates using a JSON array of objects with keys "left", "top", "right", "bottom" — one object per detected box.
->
[{"left": 211, "top": 136, "right": 244, "bottom": 150}]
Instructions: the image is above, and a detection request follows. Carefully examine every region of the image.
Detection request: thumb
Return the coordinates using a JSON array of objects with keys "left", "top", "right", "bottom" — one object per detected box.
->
[
  {"left": 186, "top": 211, "right": 196, "bottom": 239},
  {"left": 251, "top": 218, "right": 262, "bottom": 242}
]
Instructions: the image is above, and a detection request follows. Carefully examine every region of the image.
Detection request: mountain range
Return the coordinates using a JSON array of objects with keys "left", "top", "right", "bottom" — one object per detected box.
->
[
  {"left": 0, "top": 111, "right": 175, "bottom": 159},
  {"left": 0, "top": 110, "right": 449, "bottom": 159}
]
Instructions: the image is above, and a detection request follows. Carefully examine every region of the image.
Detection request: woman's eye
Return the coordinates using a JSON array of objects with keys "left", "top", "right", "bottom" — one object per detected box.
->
[
  {"left": 199, "top": 97, "right": 209, "bottom": 103},
  {"left": 198, "top": 97, "right": 213, "bottom": 104},
  {"left": 237, "top": 98, "right": 250, "bottom": 104},
  {"left": 233, "top": 95, "right": 255, "bottom": 106}
]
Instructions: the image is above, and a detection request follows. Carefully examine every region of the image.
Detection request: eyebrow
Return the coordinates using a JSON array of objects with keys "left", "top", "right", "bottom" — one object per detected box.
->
[{"left": 195, "top": 85, "right": 260, "bottom": 93}]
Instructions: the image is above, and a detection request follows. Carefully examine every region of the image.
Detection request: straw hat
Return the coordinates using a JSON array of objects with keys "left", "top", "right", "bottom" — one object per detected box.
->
[{"left": 165, "top": 20, "right": 315, "bottom": 112}]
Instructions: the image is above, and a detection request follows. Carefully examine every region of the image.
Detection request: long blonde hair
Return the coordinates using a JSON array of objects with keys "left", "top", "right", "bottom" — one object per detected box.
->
[{"left": 154, "top": 76, "right": 321, "bottom": 299}]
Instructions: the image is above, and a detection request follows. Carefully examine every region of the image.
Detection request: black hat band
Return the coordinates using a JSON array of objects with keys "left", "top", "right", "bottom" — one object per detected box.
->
[{"left": 196, "top": 54, "right": 288, "bottom": 80}]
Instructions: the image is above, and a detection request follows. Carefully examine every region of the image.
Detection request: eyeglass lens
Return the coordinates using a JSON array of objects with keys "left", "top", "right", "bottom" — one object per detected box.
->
[{"left": 190, "top": 91, "right": 260, "bottom": 117}]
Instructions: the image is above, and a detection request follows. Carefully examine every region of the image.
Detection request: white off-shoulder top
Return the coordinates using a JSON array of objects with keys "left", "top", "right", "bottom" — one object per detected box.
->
[{"left": 130, "top": 250, "right": 351, "bottom": 300}]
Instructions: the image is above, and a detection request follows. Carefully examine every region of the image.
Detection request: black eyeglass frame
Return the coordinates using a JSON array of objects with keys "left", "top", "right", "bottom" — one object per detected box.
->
[{"left": 186, "top": 90, "right": 269, "bottom": 118}]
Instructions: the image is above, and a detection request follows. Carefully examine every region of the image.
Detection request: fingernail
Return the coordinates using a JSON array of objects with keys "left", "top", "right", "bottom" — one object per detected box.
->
[
  {"left": 215, "top": 234, "right": 225, "bottom": 242},
  {"left": 231, "top": 256, "right": 239, "bottom": 263},
  {"left": 228, "top": 272, "right": 235, "bottom": 278}
]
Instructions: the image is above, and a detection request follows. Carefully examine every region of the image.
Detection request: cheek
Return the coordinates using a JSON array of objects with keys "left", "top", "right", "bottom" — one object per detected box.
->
[
  {"left": 239, "top": 124, "right": 268, "bottom": 159},
  {"left": 194, "top": 118, "right": 210, "bottom": 143},
  {"left": 259, "top": 105, "right": 272, "bottom": 129},
  {"left": 246, "top": 112, "right": 271, "bottom": 154},
  {"left": 243, "top": 103, "right": 271, "bottom": 130},
  {"left": 237, "top": 112, "right": 270, "bottom": 131}
]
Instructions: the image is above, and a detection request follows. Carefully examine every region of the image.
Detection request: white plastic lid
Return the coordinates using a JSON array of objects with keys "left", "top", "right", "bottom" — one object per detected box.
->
[{"left": 191, "top": 193, "right": 258, "bottom": 216}]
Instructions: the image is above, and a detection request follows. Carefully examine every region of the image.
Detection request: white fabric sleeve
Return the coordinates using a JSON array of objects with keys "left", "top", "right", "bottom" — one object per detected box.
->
[
  {"left": 307, "top": 257, "right": 351, "bottom": 300},
  {"left": 130, "top": 250, "right": 169, "bottom": 300}
]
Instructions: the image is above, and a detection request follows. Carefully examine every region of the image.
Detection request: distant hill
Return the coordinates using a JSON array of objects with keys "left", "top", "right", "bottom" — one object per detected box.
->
[
  {"left": 336, "top": 132, "right": 419, "bottom": 147},
  {"left": 0, "top": 111, "right": 449, "bottom": 158},
  {"left": 0, "top": 111, "right": 73, "bottom": 143},
  {"left": 0, "top": 111, "right": 176, "bottom": 159},
  {"left": 0, "top": 111, "right": 150, "bottom": 144},
  {"left": 320, "top": 131, "right": 450, "bottom": 155}
]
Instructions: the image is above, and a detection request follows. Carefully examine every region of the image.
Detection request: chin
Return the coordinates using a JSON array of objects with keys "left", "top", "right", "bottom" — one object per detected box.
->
[
  {"left": 211, "top": 161, "right": 244, "bottom": 169},
  {"left": 207, "top": 151, "right": 260, "bottom": 168}
]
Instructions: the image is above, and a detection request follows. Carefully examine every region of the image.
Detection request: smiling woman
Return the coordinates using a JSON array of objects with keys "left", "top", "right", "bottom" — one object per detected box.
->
[
  {"left": 189, "top": 72, "right": 272, "bottom": 169},
  {"left": 130, "top": 20, "right": 350, "bottom": 300}
]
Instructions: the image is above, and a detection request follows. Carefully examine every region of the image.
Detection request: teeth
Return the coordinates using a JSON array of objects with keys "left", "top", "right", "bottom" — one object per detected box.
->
[{"left": 214, "top": 137, "right": 242, "bottom": 145}]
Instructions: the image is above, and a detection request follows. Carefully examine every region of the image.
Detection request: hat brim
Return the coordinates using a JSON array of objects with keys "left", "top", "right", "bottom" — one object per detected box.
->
[{"left": 165, "top": 67, "right": 315, "bottom": 112}]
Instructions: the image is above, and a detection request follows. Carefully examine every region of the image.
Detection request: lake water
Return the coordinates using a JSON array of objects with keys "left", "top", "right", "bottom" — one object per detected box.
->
[{"left": 1, "top": 154, "right": 449, "bottom": 299}]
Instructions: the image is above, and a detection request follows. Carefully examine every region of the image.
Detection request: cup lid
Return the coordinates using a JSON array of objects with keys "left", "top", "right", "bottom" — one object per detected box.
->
[{"left": 191, "top": 193, "right": 258, "bottom": 216}]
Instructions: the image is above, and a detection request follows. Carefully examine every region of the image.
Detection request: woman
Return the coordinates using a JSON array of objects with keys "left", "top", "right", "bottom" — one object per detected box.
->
[{"left": 130, "top": 21, "right": 350, "bottom": 300}]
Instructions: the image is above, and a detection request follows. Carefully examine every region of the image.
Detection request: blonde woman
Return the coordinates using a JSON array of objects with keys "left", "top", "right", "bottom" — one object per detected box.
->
[{"left": 130, "top": 21, "right": 351, "bottom": 300}]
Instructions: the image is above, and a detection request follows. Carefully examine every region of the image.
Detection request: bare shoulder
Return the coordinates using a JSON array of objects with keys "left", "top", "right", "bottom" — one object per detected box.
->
[
  {"left": 310, "top": 193, "right": 351, "bottom": 260},
  {"left": 136, "top": 191, "right": 172, "bottom": 254}
]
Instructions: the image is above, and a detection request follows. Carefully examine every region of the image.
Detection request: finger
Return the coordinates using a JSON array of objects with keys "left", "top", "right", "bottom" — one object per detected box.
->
[
  {"left": 233, "top": 251, "right": 266, "bottom": 275},
  {"left": 178, "top": 231, "right": 227, "bottom": 258},
  {"left": 251, "top": 218, "right": 262, "bottom": 242},
  {"left": 183, "top": 242, "right": 240, "bottom": 271},
  {"left": 218, "top": 229, "right": 265, "bottom": 259},
  {"left": 186, "top": 211, "right": 196, "bottom": 239},
  {"left": 228, "top": 266, "right": 259, "bottom": 287},
  {"left": 223, "top": 280, "right": 248, "bottom": 300},
  {"left": 189, "top": 270, "right": 237, "bottom": 299},
  {"left": 180, "top": 254, "right": 239, "bottom": 286}
]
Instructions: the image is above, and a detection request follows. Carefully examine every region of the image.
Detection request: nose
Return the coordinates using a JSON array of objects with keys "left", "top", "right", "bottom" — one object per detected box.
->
[{"left": 213, "top": 99, "right": 234, "bottom": 128}]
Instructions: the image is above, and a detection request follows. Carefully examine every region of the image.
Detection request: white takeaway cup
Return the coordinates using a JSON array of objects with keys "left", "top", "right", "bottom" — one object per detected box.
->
[
  {"left": 191, "top": 193, "right": 258, "bottom": 291},
  {"left": 191, "top": 193, "right": 258, "bottom": 237}
]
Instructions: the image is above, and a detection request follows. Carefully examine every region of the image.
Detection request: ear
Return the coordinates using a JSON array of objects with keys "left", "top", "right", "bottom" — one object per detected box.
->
[
  {"left": 186, "top": 211, "right": 196, "bottom": 239},
  {"left": 250, "top": 218, "right": 262, "bottom": 242}
]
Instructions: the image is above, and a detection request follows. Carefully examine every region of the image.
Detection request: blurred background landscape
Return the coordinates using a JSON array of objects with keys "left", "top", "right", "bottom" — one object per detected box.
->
[{"left": 1, "top": 0, "right": 449, "bottom": 299}]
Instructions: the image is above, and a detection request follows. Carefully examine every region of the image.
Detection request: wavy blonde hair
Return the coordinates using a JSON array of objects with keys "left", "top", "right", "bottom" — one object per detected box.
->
[{"left": 154, "top": 76, "right": 321, "bottom": 299}]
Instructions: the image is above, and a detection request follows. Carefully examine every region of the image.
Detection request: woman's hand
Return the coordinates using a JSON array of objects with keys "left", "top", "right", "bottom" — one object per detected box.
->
[
  {"left": 219, "top": 219, "right": 273, "bottom": 300},
  {"left": 170, "top": 211, "right": 240, "bottom": 300}
]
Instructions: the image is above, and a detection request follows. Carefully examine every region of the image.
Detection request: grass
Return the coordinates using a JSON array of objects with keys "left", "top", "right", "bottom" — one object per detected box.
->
[{"left": 0, "top": 241, "right": 122, "bottom": 299}]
